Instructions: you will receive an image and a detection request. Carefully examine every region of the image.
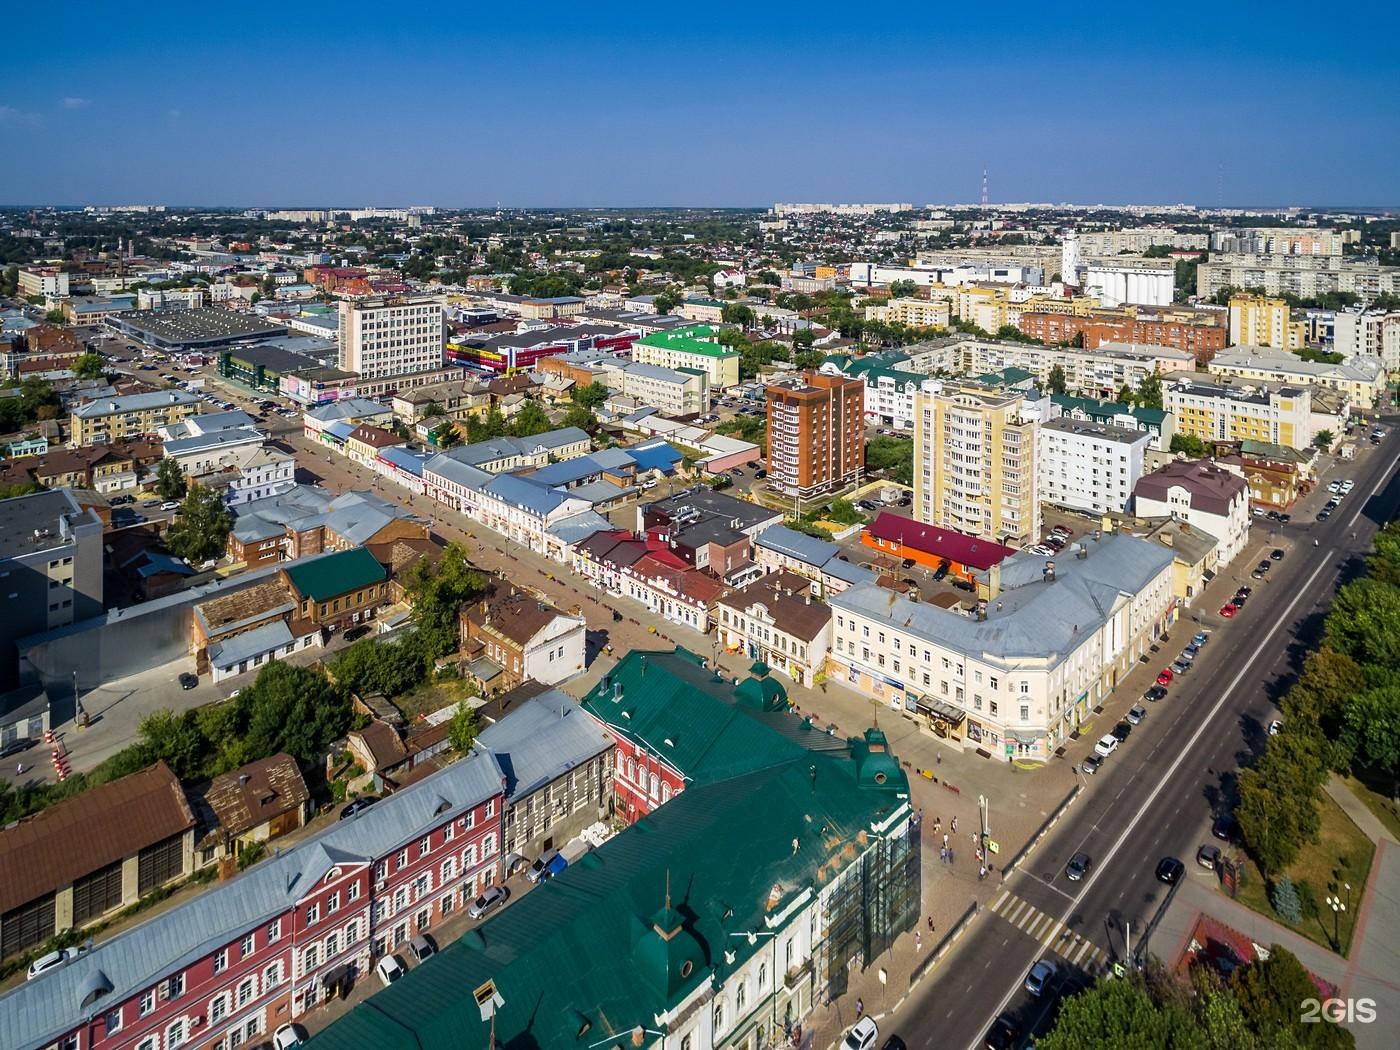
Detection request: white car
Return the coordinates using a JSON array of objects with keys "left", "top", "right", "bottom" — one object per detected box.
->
[
  {"left": 26, "top": 945, "right": 85, "bottom": 981},
  {"left": 468, "top": 885, "right": 509, "bottom": 919},
  {"left": 1268, "top": 719, "right": 1283, "bottom": 736},
  {"left": 843, "top": 1017, "right": 879, "bottom": 1050},
  {"left": 1093, "top": 734, "right": 1119, "bottom": 758},
  {"left": 1340, "top": 479, "right": 1355, "bottom": 493},
  {"left": 273, "top": 1024, "right": 306, "bottom": 1050},
  {"left": 375, "top": 954, "right": 405, "bottom": 987}
]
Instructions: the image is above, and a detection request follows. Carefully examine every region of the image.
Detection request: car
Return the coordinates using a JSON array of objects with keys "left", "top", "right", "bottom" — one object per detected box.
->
[
  {"left": 901, "top": 558, "right": 916, "bottom": 569},
  {"left": 1251, "top": 507, "right": 1265, "bottom": 518},
  {"left": 1325, "top": 499, "right": 1339, "bottom": 510},
  {"left": 527, "top": 848, "right": 561, "bottom": 883},
  {"left": 161, "top": 500, "right": 180, "bottom": 512},
  {"left": 1170, "top": 659, "right": 1189, "bottom": 675},
  {"left": 1112, "top": 720, "right": 1132, "bottom": 742},
  {"left": 843, "top": 1017, "right": 879, "bottom": 1050},
  {"left": 1052, "top": 524, "right": 1072, "bottom": 537},
  {"left": 1220, "top": 603, "right": 1239, "bottom": 618},
  {"left": 178, "top": 672, "right": 198, "bottom": 690},
  {"left": 1268, "top": 718, "right": 1283, "bottom": 736},
  {"left": 1196, "top": 844, "right": 1222, "bottom": 870},
  {"left": 468, "top": 885, "right": 509, "bottom": 919},
  {"left": 1081, "top": 752, "right": 1103, "bottom": 774},
  {"left": 1093, "top": 734, "right": 1119, "bottom": 757},
  {"left": 755, "top": 469, "right": 767, "bottom": 479},
  {"left": 1144, "top": 685, "right": 1167, "bottom": 702},
  {"left": 878, "top": 1039, "right": 907, "bottom": 1050},
  {"left": 1256, "top": 560, "right": 1272, "bottom": 573},
  {"left": 1192, "top": 631, "right": 1209, "bottom": 646},
  {"left": 409, "top": 934, "right": 437, "bottom": 963},
  {"left": 984, "top": 1015, "right": 1021, "bottom": 1050},
  {"left": 1066, "top": 851, "right": 1093, "bottom": 881},
  {"left": 110, "top": 494, "right": 135, "bottom": 505},
  {"left": 1317, "top": 510, "right": 1331, "bottom": 521},
  {"left": 731, "top": 468, "right": 744, "bottom": 476},
  {"left": 1279, "top": 513, "right": 1291, "bottom": 523},
  {"left": 273, "top": 1024, "right": 306, "bottom": 1050},
  {"left": 339, "top": 796, "right": 379, "bottom": 820},
  {"left": 1212, "top": 813, "right": 1237, "bottom": 842},
  {"left": 1157, "top": 668, "right": 1174, "bottom": 685},
  {"left": 26, "top": 945, "right": 86, "bottom": 981},
  {"left": 932, "top": 561, "right": 950, "bottom": 581},
  {"left": 0, "top": 736, "right": 37, "bottom": 758},
  {"left": 1184, "top": 642, "right": 1201, "bottom": 657},
  {"left": 141, "top": 498, "right": 161, "bottom": 508},
  {"left": 1235, "top": 585, "right": 1252, "bottom": 598},
  {"left": 1024, "top": 958, "right": 1057, "bottom": 996},
  {"left": 1270, "top": 548, "right": 1285, "bottom": 560},
  {"left": 1251, "top": 566, "right": 1268, "bottom": 579},
  {"left": 343, "top": 624, "right": 372, "bottom": 642},
  {"left": 376, "top": 954, "right": 406, "bottom": 986},
  {"left": 1155, "top": 857, "right": 1185, "bottom": 884},
  {"left": 1266, "top": 510, "right": 1281, "bottom": 521},
  {"left": 1127, "top": 704, "right": 1147, "bottom": 725},
  {"left": 1328, "top": 480, "right": 1344, "bottom": 494}
]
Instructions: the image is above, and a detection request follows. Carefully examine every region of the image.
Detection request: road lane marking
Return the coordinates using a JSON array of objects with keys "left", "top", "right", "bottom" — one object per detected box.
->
[{"left": 992, "top": 889, "right": 1010, "bottom": 912}]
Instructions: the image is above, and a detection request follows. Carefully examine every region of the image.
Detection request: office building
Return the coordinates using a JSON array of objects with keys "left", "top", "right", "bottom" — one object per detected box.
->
[
  {"left": 338, "top": 296, "right": 445, "bottom": 379},
  {"left": 765, "top": 372, "right": 864, "bottom": 499},
  {"left": 913, "top": 384, "right": 1040, "bottom": 545},
  {"left": 619, "top": 361, "right": 710, "bottom": 416},
  {"left": 1228, "top": 295, "right": 1303, "bottom": 348},
  {"left": 0, "top": 488, "right": 104, "bottom": 690},
  {"left": 1038, "top": 417, "right": 1150, "bottom": 515}
]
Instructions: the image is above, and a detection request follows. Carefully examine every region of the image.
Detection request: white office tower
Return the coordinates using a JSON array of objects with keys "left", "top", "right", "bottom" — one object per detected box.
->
[{"left": 1061, "top": 231, "right": 1082, "bottom": 287}]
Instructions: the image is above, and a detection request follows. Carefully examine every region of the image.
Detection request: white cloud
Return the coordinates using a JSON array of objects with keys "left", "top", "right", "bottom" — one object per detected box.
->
[
  {"left": 0, "top": 105, "right": 41, "bottom": 126},
  {"left": 59, "top": 97, "right": 91, "bottom": 109}
]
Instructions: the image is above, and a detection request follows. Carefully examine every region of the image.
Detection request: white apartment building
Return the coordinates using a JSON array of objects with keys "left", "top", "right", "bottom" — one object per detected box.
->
[
  {"left": 864, "top": 297, "right": 953, "bottom": 330},
  {"left": 1196, "top": 255, "right": 1400, "bottom": 301},
  {"left": 1038, "top": 418, "right": 1149, "bottom": 515},
  {"left": 338, "top": 296, "right": 445, "bottom": 379},
  {"left": 1333, "top": 309, "right": 1399, "bottom": 363},
  {"left": 619, "top": 362, "right": 710, "bottom": 415},
  {"left": 1133, "top": 460, "right": 1250, "bottom": 566},
  {"left": 827, "top": 533, "right": 1176, "bottom": 761},
  {"left": 18, "top": 267, "right": 69, "bottom": 299}
]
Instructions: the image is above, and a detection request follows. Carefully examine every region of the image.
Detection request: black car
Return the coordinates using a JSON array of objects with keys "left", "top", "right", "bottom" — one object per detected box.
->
[
  {"left": 932, "top": 560, "right": 950, "bottom": 581},
  {"left": 881, "top": 1038, "right": 908, "bottom": 1050},
  {"left": 1266, "top": 510, "right": 1281, "bottom": 521},
  {"left": 1255, "top": 561, "right": 1271, "bottom": 573},
  {"left": 1235, "top": 586, "right": 1252, "bottom": 597},
  {"left": 1155, "top": 856, "right": 1185, "bottom": 884},
  {"left": 1317, "top": 510, "right": 1331, "bottom": 521},
  {"left": 178, "top": 672, "right": 198, "bottom": 690},
  {"left": 1081, "top": 752, "right": 1103, "bottom": 774},
  {"left": 1270, "top": 548, "right": 1285, "bottom": 560},
  {"left": 1112, "top": 721, "right": 1132, "bottom": 742},
  {"left": 0, "top": 737, "right": 36, "bottom": 759},
  {"left": 1211, "top": 813, "right": 1237, "bottom": 842},
  {"left": 984, "top": 1015, "right": 1020, "bottom": 1050},
  {"left": 339, "top": 796, "right": 379, "bottom": 820},
  {"left": 343, "top": 624, "right": 371, "bottom": 642},
  {"left": 1144, "top": 685, "right": 1168, "bottom": 702},
  {"left": 1066, "top": 851, "right": 1093, "bottom": 881},
  {"left": 1279, "top": 513, "right": 1291, "bottom": 523},
  {"left": 901, "top": 558, "right": 915, "bottom": 569}
]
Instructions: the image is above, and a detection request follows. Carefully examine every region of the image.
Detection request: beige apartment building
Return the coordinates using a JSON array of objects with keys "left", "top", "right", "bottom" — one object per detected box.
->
[
  {"left": 1227, "top": 295, "right": 1304, "bottom": 349},
  {"left": 1207, "top": 347, "right": 1385, "bottom": 407},
  {"left": 1166, "top": 377, "right": 1314, "bottom": 451},
  {"left": 69, "top": 390, "right": 201, "bottom": 447},
  {"left": 338, "top": 295, "right": 445, "bottom": 379},
  {"left": 913, "top": 384, "right": 1040, "bottom": 545},
  {"left": 864, "top": 297, "right": 953, "bottom": 330}
]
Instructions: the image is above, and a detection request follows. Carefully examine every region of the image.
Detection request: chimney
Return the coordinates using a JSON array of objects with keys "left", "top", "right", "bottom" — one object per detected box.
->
[
  {"left": 987, "top": 562, "right": 1002, "bottom": 600},
  {"left": 238, "top": 774, "right": 250, "bottom": 787},
  {"left": 1076, "top": 543, "right": 1088, "bottom": 559},
  {"left": 976, "top": 599, "right": 988, "bottom": 621}
]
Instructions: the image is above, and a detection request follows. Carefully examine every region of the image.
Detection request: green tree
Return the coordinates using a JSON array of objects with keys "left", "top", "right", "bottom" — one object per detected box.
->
[
  {"left": 1039, "top": 976, "right": 1205, "bottom": 1050},
  {"left": 240, "top": 662, "right": 349, "bottom": 765},
  {"left": 571, "top": 382, "right": 610, "bottom": 410},
  {"left": 449, "top": 699, "right": 479, "bottom": 753},
  {"left": 866, "top": 435, "right": 914, "bottom": 486},
  {"left": 509, "top": 400, "right": 552, "bottom": 438},
  {"left": 1047, "top": 364, "right": 1068, "bottom": 395},
  {"left": 153, "top": 458, "right": 187, "bottom": 500},
  {"left": 652, "top": 292, "right": 679, "bottom": 315},
  {"left": 1312, "top": 430, "right": 1334, "bottom": 451},
  {"left": 1232, "top": 947, "right": 1354, "bottom": 1049},
  {"left": 1137, "top": 372, "right": 1164, "bottom": 410},
  {"left": 164, "top": 484, "right": 232, "bottom": 565},
  {"left": 405, "top": 542, "right": 488, "bottom": 660},
  {"left": 1339, "top": 686, "right": 1400, "bottom": 796},
  {"left": 1369, "top": 522, "right": 1400, "bottom": 587},
  {"left": 431, "top": 420, "right": 461, "bottom": 448},
  {"left": 827, "top": 499, "right": 863, "bottom": 525},
  {"left": 721, "top": 303, "right": 755, "bottom": 328},
  {"left": 72, "top": 352, "right": 105, "bottom": 379},
  {"left": 1282, "top": 648, "right": 1365, "bottom": 730},
  {"left": 1271, "top": 874, "right": 1303, "bottom": 924},
  {"left": 138, "top": 709, "right": 209, "bottom": 782},
  {"left": 1324, "top": 578, "right": 1400, "bottom": 668},
  {"left": 1117, "top": 382, "right": 1137, "bottom": 405},
  {"left": 0, "top": 264, "right": 17, "bottom": 297},
  {"left": 1170, "top": 433, "right": 1210, "bottom": 458},
  {"left": 561, "top": 403, "right": 599, "bottom": 434},
  {"left": 887, "top": 279, "right": 918, "bottom": 299},
  {"left": 44, "top": 309, "right": 68, "bottom": 325},
  {"left": 261, "top": 274, "right": 278, "bottom": 297}
]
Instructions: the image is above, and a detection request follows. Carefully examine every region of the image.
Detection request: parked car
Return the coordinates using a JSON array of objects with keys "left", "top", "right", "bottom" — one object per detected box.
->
[
  {"left": 339, "top": 796, "right": 379, "bottom": 820},
  {"left": 1220, "top": 603, "right": 1239, "bottom": 618},
  {"left": 1268, "top": 718, "right": 1283, "bottom": 736},
  {"left": 843, "top": 1018, "right": 880, "bottom": 1050},
  {"left": 984, "top": 1015, "right": 1021, "bottom": 1050},
  {"left": 0, "top": 737, "right": 37, "bottom": 758},
  {"left": 468, "top": 885, "right": 509, "bottom": 919},
  {"left": 178, "top": 672, "right": 198, "bottom": 690},
  {"left": 1155, "top": 857, "right": 1185, "bottom": 884},
  {"left": 376, "top": 954, "right": 406, "bottom": 986},
  {"left": 1144, "top": 685, "right": 1167, "bottom": 702},
  {"left": 1094, "top": 734, "right": 1119, "bottom": 758},
  {"left": 1157, "top": 668, "right": 1174, "bottom": 685},
  {"left": 27, "top": 945, "right": 86, "bottom": 981},
  {"left": 1270, "top": 548, "right": 1285, "bottom": 560},
  {"left": 1126, "top": 704, "right": 1147, "bottom": 725},
  {"left": 1340, "top": 479, "right": 1355, "bottom": 493},
  {"left": 1170, "top": 659, "right": 1189, "bottom": 675},
  {"left": 1112, "top": 720, "right": 1132, "bottom": 742},
  {"left": 1065, "top": 851, "right": 1092, "bottom": 881},
  {"left": 1024, "top": 958, "right": 1057, "bottom": 996},
  {"left": 273, "top": 1024, "right": 306, "bottom": 1050},
  {"left": 1081, "top": 753, "right": 1103, "bottom": 774},
  {"left": 1196, "top": 845, "right": 1222, "bottom": 870},
  {"left": 161, "top": 500, "right": 181, "bottom": 512},
  {"left": 409, "top": 934, "right": 437, "bottom": 963},
  {"left": 527, "top": 848, "right": 561, "bottom": 883},
  {"left": 1192, "top": 631, "right": 1209, "bottom": 647},
  {"left": 1212, "top": 813, "right": 1237, "bottom": 842}
]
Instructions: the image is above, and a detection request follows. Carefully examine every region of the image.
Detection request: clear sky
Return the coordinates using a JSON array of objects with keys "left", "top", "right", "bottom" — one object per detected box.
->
[{"left": 4, "top": 2, "right": 1398, "bottom": 208}]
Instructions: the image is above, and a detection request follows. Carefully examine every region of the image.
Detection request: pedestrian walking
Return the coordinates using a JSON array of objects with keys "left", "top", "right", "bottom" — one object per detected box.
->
[
  {"left": 939, "top": 846, "right": 947, "bottom": 864},
  {"left": 951, "top": 816, "right": 958, "bottom": 832},
  {"left": 15, "top": 762, "right": 23, "bottom": 776},
  {"left": 942, "top": 832, "right": 949, "bottom": 848},
  {"left": 949, "top": 847, "right": 955, "bottom": 865},
  {"left": 979, "top": 865, "right": 987, "bottom": 881},
  {"left": 927, "top": 916, "right": 934, "bottom": 933},
  {"left": 855, "top": 998, "right": 864, "bottom": 1019},
  {"left": 915, "top": 931, "right": 923, "bottom": 952}
]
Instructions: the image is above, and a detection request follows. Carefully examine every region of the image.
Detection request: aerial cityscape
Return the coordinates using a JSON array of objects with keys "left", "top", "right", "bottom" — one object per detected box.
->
[{"left": 1, "top": 9, "right": 1398, "bottom": 1050}]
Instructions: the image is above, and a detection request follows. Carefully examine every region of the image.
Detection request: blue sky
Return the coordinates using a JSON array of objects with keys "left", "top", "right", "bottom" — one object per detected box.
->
[{"left": 5, "top": 3, "right": 1399, "bottom": 207}]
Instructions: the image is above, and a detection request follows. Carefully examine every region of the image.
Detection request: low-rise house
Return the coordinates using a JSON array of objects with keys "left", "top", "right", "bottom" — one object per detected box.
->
[
  {"left": 1133, "top": 459, "right": 1250, "bottom": 566},
  {"left": 716, "top": 571, "right": 833, "bottom": 686},
  {"left": 459, "top": 588, "right": 587, "bottom": 691},
  {"left": 754, "top": 523, "right": 878, "bottom": 597},
  {"left": 228, "top": 487, "right": 427, "bottom": 569},
  {"left": 282, "top": 546, "right": 389, "bottom": 632},
  {"left": 195, "top": 753, "right": 311, "bottom": 865},
  {"left": 344, "top": 424, "right": 403, "bottom": 468}
]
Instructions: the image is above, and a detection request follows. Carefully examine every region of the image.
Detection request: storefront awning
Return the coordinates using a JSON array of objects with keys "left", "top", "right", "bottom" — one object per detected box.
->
[
  {"left": 914, "top": 695, "right": 966, "bottom": 726},
  {"left": 1008, "top": 730, "right": 1041, "bottom": 745}
]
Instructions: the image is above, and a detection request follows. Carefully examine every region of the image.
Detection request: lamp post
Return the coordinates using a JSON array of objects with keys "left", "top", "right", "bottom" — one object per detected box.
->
[
  {"left": 731, "top": 930, "right": 779, "bottom": 1045},
  {"left": 1326, "top": 894, "right": 1346, "bottom": 952}
]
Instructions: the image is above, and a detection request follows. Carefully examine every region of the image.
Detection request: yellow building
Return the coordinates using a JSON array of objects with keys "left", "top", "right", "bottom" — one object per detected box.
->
[
  {"left": 631, "top": 325, "right": 741, "bottom": 390},
  {"left": 1165, "top": 378, "right": 1313, "bottom": 450},
  {"left": 913, "top": 383, "right": 1040, "bottom": 544},
  {"left": 863, "top": 297, "right": 952, "bottom": 329},
  {"left": 1208, "top": 347, "right": 1385, "bottom": 408},
  {"left": 1228, "top": 295, "right": 1304, "bottom": 349},
  {"left": 69, "top": 390, "right": 201, "bottom": 448}
]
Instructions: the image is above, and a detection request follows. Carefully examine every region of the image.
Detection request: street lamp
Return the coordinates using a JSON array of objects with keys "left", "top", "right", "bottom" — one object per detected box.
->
[{"left": 1326, "top": 894, "right": 1346, "bottom": 952}]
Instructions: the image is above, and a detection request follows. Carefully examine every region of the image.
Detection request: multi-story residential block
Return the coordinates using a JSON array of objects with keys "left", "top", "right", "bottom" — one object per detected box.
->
[
  {"left": 1133, "top": 459, "right": 1251, "bottom": 565},
  {"left": 1210, "top": 228, "right": 1344, "bottom": 256},
  {"left": 0, "top": 750, "right": 505, "bottom": 1050},
  {"left": 18, "top": 267, "right": 69, "bottom": 299},
  {"left": 1196, "top": 254, "right": 1400, "bottom": 301},
  {"left": 459, "top": 587, "right": 587, "bottom": 689},
  {"left": 1050, "top": 393, "right": 1175, "bottom": 452},
  {"left": 819, "top": 352, "right": 928, "bottom": 431},
  {"left": 864, "top": 296, "right": 953, "bottom": 330},
  {"left": 1333, "top": 308, "right": 1400, "bottom": 363},
  {"left": 338, "top": 296, "right": 445, "bottom": 379},
  {"left": 1228, "top": 295, "right": 1304, "bottom": 348},
  {"left": 0, "top": 488, "right": 104, "bottom": 690},
  {"left": 1017, "top": 307, "right": 1227, "bottom": 364},
  {"left": 1207, "top": 346, "right": 1385, "bottom": 407},
  {"left": 619, "top": 361, "right": 710, "bottom": 415},
  {"left": 716, "top": 571, "right": 833, "bottom": 687},
  {"left": 631, "top": 325, "right": 741, "bottom": 390},
  {"left": 913, "top": 384, "right": 1040, "bottom": 546},
  {"left": 69, "top": 390, "right": 201, "bottom": 447},
  {"left": 765, "top": 371, "right": 864, "bottom": 499},
  {"left": 1070, "top": 229, "right": 1209, "bottom": 255},
  {"left": 1038, "top": 417, "right": 1150, "bottom": 515},
  {"left": 1166, "top": 377, "right": 1314, "bottom": 450},
  {"left": 829, "top": 532, "right": 1175, "bottom": 761}
]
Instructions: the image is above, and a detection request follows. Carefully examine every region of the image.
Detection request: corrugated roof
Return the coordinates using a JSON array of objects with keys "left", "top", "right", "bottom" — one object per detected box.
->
[
  {"left": 282, "top": 546, "right": 386, "bottom": 602},
  {"left": 865, "top": 513, "right": 1017, "bottom": 570},
  {"left": 201, "top": 753, "right": 309, "bottom": 838}
]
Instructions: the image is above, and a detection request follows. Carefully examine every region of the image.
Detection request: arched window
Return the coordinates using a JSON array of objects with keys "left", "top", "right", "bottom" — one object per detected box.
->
[
  {"left": 661, "top": 783, "right": 671, "bottom": 803},
  {"left": 713, "top": 999, "right": 725, "bottom": 1033},
  {"left": 649, "top": 773, "right": 660, "bottom": 799}
]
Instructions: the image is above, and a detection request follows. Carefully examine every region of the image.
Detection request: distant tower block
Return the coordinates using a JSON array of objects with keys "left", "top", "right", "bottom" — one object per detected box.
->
[
  {"left": 1061, "top": 230, "right": 1082, "bottom": 287},
  {"left": 981, "top": 168, "right": 989, "bottom": 206}
]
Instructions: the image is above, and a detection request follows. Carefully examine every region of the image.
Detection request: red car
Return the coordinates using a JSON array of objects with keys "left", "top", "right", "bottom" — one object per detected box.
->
[
  {"left": 1157, "top": 669, "right": 1174, "bottom": 686},
  {"left": 1220, "top": 603, "right": 1239, "bottom": 618}
]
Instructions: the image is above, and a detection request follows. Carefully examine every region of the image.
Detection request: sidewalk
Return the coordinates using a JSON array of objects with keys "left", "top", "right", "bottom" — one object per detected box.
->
[{"left": 1327, "top": 776, "right": 1398, "bottom": 844}]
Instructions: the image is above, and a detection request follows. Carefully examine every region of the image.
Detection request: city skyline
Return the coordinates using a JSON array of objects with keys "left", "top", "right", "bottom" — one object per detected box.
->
[{"left": 4, "top": 4, "right": 1399, "bottom": 207}]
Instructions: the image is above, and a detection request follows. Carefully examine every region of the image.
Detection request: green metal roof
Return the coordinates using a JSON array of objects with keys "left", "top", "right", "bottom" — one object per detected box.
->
[
  {"left": 305, "top": 743, "right": 908, "bottom": 1050},
  {"left": 281, "top": 546, "right": 386, "bottom": 602},
  {"left": 635, "top": 326, "right": 738, "bottom": 360}
]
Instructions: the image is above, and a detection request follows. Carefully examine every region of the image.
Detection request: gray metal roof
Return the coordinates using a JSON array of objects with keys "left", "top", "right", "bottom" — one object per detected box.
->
[
  {"left": 207, "top": 619, "right": 295, "bottom": 670},
  {"left": 546, "top": 510, "right": 615, "bottom": 546},
  {"left": 475, "top": 692, "right": 610, "bottom": 804},
  {"left": 0, "top": 749, "right": 506, "bottom": 1050},
  {"left": 482, "top": 474, "right": 575, "bottom": 517},
  {"left": 830, "top": 533, "right": 1173, "bottom": 667},
  {"left": 755, "top": 524, "right": 838, "bottom": 567},
  {"left": 71, "top": 390, "right": 200, "bottom": 419}
]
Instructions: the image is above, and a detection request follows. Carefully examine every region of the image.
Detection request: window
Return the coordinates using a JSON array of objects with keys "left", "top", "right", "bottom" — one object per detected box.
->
[
  {"left": 139, "top": 990, "right": 155, "bottom": 1017},
  {"left": 306, "top": 903, "right": 319, "bottom": 925},
  {"left": 397, "top": 848, "right": 409, "bottom": 869},
  {"left": 713, "top": 1001, "right": 725, "bottom": 1033},
  {"left": 267, "top": 918, "right": 282, "bottom": 943},
  {"left": 237, "top": 976, "right": 256, "bottom": 1007},
  {"left": 241, "top": 932, "right": 255, "bottom": 956},
  {"left": 1020, "top": 705, "right": 1029, "bottom": 722},
  {"left": 302, "top": 944, "right": 319, "bottom": 974},
  {"left": 137, "top": 1038, "right": 158, "bottom": 1050},
  {"left": 326, "top": 932, "right": 340, "bottom": 958},
  {"left": 443, "top": 823, "right": 455, "bottom": 843},
  {"left": 164, "top": 973, "right": 185, "bottom": 1000},
  {"left": 327, "top": 892, "right": 341, "bottom": 914},
  {"left": 758, "top": 962, "right": 768, "bottom": 989},
  {"left": 211, "top": 993, "right": 229, "bottom": 1023},
  {"left": 103, "top": 1007, "right": 123, "bottom": 1037},
  {"left": 213, "top": 948, "right": 229, "bottom": 975},
  {"left": 737, "top": 982, "right": 747, "bottom": 1011},
  {"left": 264, "top": 961, "right": 284, "bottom": 988},
  {"left": 484, "top": 799, "right": 495, "bottom": 818},
  {"left": 419, "top": 838, "right": 430, "bottom": 858},
  {"left": 167, "top": 1019, "right": 189, "bottom": 1049},
  {"left": 347, "top": 880, "right": 360, "bottom": 903}
]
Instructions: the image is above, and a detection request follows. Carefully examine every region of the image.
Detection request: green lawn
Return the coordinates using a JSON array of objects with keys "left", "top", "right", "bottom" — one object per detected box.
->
[
  {"left": 1342, "top": 774, "right": 1400, "bottom": 842},
  {"left": 1235, "top": 791, "right": 1375, "bottom": 957}
]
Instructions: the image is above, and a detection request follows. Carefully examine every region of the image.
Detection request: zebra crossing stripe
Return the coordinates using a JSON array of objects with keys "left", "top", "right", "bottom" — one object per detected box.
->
[
  {"left": 1026, "top": 913, "right": 1048, "bottom": 938},
  {"left": 1071, "top": 939, "right": 1093, "bottom": 966},
  {"left": 1039, "top": 919, "right": 1064, "bottom": 948},
  {"left": 1016, "top": 907, "right": 1038, "bottom": 931},
  {"left": 991, "top": 890, "right": 1010, "bottom": 913},
  {"left": 1004, "top": 900, "right": 1028, "bottom": 926}
]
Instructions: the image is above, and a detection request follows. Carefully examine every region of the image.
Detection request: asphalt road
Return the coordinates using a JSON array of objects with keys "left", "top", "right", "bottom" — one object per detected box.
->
[{"left": 881, "top": 425, "right": 1400, "bottom": 1050}]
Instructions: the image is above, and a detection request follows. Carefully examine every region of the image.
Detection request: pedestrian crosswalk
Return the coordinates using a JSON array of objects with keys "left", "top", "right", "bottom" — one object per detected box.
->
[{"left": 987, "top": 890, "right": 1111, "bottom": 971}]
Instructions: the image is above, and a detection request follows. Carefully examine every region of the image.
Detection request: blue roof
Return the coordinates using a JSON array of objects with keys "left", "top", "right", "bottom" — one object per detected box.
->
[
  {"left": 483, "top": 473, "right": 572, "bottom": 516},
  {"left": 322, "top": 420, "right": 355, "bottom": 442},
  {"left": 547, "top": 510, "right": 615, "bottom": 545},
  {"left": 134, "top": 551, "right": 196, "bottom": 579},
  {"left": 376, "top": 446, "right": 433, "bottom": 476},
  {"left": 755, "top": 523, "right": 838, "bottom": 567},
  {"left": 626, "top": 439, "right": 683, "bottom": 472},
  {"left": 821, "top": 557, "right": 878, "bottom": 585}
]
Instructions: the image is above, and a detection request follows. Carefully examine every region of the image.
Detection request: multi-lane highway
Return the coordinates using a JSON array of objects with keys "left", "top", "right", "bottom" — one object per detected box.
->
[{"left": 887, "top": 425, "right": 1400, "bottom": 1049}]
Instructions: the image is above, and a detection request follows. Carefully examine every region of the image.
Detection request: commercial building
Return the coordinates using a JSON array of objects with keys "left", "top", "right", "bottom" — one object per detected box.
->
[
  {"left": 1166, "top": 377, "right": 1314, "bottom": 451},
  {"left": 108, "top": 308, "right": 287, "bottom": 351},
  {"left": 631, "top": 325, "right": 741, "bottom": 390},
  {"left": 765, "top": 372, "right": 864, "bottom": 499},
  {"left": 1083, "top": 258, "right": 1176, "bottom": 307},
  {"left": 913, "top": 384, "right": 1040, "bottom": 546},
  {"left": 753, "top": 524, "right": 877, "bottom": 597},
  {"left": 1228, "top": 295, "right": 1304, "bottom": 349},
  {"left": 18, "top": 267, "right": 69, "bottom": 299},
  {"left": 458, "top": 587, "right": 587, "bottom": 689},
  {"left": 69, "top": 389, "right": 201, "bottom": 447},
  {"left": 1207, "top": 347, "right": 1385, "bottom": 408},
  {"left": 338, "top": 296, "right": 445, "bottom": 379},
  {"left": 861, "top": 513, "right": 1016, "bottom": 583},
  {"left": 1134, "top": 460, "right": 1250, "bottom": 565},
  {"left": 1038, "top": 417, "right": 1150, "bottom": 515},
  {"left": 0, "top": 489, "right": 105, "bottom": 689},
  {"left": 619, "top": 361, "right": 710, "bottom": 416},
  {"left": 830, "top": 532, "right": 1175, "bottom": 760},
  {"left": 716, "top": 571, "right": 833, "bottom": 687}
]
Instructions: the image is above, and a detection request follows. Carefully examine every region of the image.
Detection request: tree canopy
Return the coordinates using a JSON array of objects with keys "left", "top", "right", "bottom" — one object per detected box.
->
[{"left": 165, "top": 484, "right": 231, "bottom": 565}]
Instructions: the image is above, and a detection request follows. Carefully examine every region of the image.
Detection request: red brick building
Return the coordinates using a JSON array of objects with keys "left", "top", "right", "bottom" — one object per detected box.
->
[{"left": 1019, "top": 310, "right": 1226, "bottom": 364}]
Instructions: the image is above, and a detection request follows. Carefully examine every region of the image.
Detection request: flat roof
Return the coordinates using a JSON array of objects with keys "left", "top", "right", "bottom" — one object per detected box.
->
[
  {"left": 0, "top": 488, "right": 88, "bottom": 561},
  {"left": 116, "top": 307, "right": 286, "bottom": 348}
]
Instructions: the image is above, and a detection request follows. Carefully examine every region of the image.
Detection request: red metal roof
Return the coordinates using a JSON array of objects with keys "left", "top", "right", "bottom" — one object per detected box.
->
[{"left": 865, "top": 512, "right": 1017, "bottom": 570}]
